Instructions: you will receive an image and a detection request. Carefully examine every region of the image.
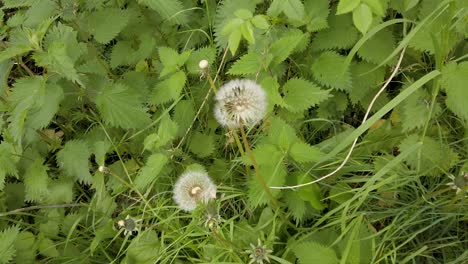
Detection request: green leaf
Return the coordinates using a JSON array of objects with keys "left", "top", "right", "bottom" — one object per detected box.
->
[
  {"left": 362, "top": 0, "right": 386, "bottom": 17},
  {"left": 158, "top": 47, "right": 190, "bottom": 77},
  {"left": 240, "top": 21, "right": 255, "bottom": 44},
  {"left": 0, "top": 142, "right": 19, "bottom": 191},
  {"left": 357, "top": 28, "right": 396, "bottom": 65},
  {"left": 46, "top": 178, "right": 74, "bottom": 204},
  {"left": 24, "top": 159, "right": 49, "bottom": 202},
  {"left": 228, "top": 52, "right": 263, "bottom": 75},
  {"left": 56, "top": 140, "right": 93, "bottom": 184},
  {"left": 234, "top": 9, "right": 253, "bottom": 19},
  {"left": 297, "top": 175, "right": 325, "bottom": 210},
  {"left": 94, "top": 83, "right": 151, "bottom": 129},
  {"left": 138, "top": 0, "right": 188, "bottom": 25},
  {"left": 282, "top": 0, "right": 305, "bottom": 22},
  {"left": 242, "top": 143, "right": 284, "bottom": 166},
  {"left": 172, "top": 100, "right": 195, "bottom": 137},
  {"left": 0, "top": 226, "right": 20, "bottom": 264},
  {"left": 400, "top": 87, "right": 439, "bottom": 131},
  {"left": 284, "top": 190, "right": 307, "bottom": 222},
  {"left": 134, "top": 153, "right": 168, "bottom": 192},
  {"left": 248, "top": 163, "right": 286, "bottom": 208},
  {"left": 252, "top": 15, "right": 270, "bottom": 29},
  {"left": 23, "top": 0, "right": 58, "bottom": 27},
  {"left": 151, "top": 71, "right": 186, "bottom": 105},
  {"left": 185, "top": 47, "right": 216, "bottom": 74},
  {"left": 282, "top": 78, "right": 331, "bottom": 112},
  {"left": 349, "top": 61, "right": 385, "bottom": 105},
  {"left": 289, "top": 141, "right": 324, "bottom": 163},
  {"left": 228, "top": 29, "right": 242, "bottom": 56},
  {"left": 267, "top": 117, "right": 299, "bottom": 151},
  {"left": 293, "top": 241, "right": 339, "bottom": 264},
  {"left": 353, "top": 3, "right": 373, "bottom": 34},
  {"left": 337, "top": 0, "right": 360, "bottom": 15},
  {"left": 269, "top": 32, "right": 305, "bottom": 66},
  {"left": 399, "top": 134, "right": 459, "bottom": 176},
  {"left": 311, "top": 51, "right": 352, "bottom": 90},
  {"left": 304, "top": 0, "right": 330, "bottom": 32},
  {"left": 38, "top": 236, "right": 59, "bottom": 258},
  {"left": 440, "top": 61, "right": 468, "bottom": 121},
  {"left": 312, "top": 12, "right": 359, "bottom": 51},
  {"left": 144, "top": 114, "right": 178, "bottom": 150},
  {"left": 189, "top": 132, "right": 215, "bottom": 158},
  {"left": 14, "top": 232, "right": 36, "bottom": 264},
  {"left": 28, "top": 83, "right": 64, "bottom": 130}
]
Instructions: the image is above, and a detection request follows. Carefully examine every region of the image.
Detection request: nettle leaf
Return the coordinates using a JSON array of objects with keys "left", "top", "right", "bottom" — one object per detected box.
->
[
  {"left": 0, "top": 142, "right": 19, "bottom": 190},
  {"left": 14, "top": 231, "right": 36, "bottom": 264},
  {"left": 311, "top": 51, "right": 352, "bottom": 90},
  {"left": 138, "top": 0, "right": 189, "bottom": 25},
  {"left": 0, "top": 29, "right": 32, "bottom": 62},
  {"left": 248, "top": 163, "right": 286, "bottom": 208},
  {"left": 317, "top": 90, "right": 349, "bottom": 118},
  {"left": 189, "top": 132, "right": 215, "bottom": 158},
  {"left": 0, "top": 226, "right": 20, "bottom": 264},
  {"left": 362, "top": 0, "right": 387, "bottom": 17},
  {"left": 269, "top": 32, "right": 305, "bottom": 66},
  {"left": 214, "top": 0, "right": 259, "bottom": 49},
  {"left": 94, "top": 83, "right": 151, "bottom": 129},
  {"left": 228, "top": 52, "right": 264, "bottom": 75},
  {"left": 399, "top": 135, "right": 459, "bottom": 176},
  {"left": 352, "top": 3, "right": 373, "bottom": 34},
  {"left": 337, "top": 0, "right": 360, "bottom": 15},
  {"left": 267, "top": 117, "right": 299, "bottom": 151},
  {"left": 144, "top": 113, "right": 178, "bottom": 150},
  {"left": 284, "top": 190, "right": 307, "bottom": 222},
  {"left": 172, "top": 99, "right": 195, "bottom": 137},
  {"left": 151, "top": 71, "right": 186, "bottom": 105},
  {"left": 134, "top": 153, "right": 168, "bottom": 192},
  {"left": 304, "top": 0, "right": 330, "bottom": 32},
  {"left": 57, "top": 140, "right": 93, "bottom": 184},
  {"left": 293, "top": 241, "right": 339, "bottom": 264},
  {"left": 400, "top": 87, "right": 440, "bottom": 131},
  {"left": 349, "top": 61, "right": 385, "bottom": 104},
  {"left": 282, "top": 78, "right": 331, "bottom": 112},
  {"left": 260, "top": 76, "right": 284, "bottom": 112},
  {"left": 86, "top": 8, "right": 130, "bottom": 44},
  {"left": 312, "top": 12, "right": 358, "bottom": 51},
  {"left": 28, "top": 83, "right": 64, "bottom": 130},
  {"left": 440, "top": 61, "right": 468, "bottom": 121},
  {"left": 357, "top": 28, "right": 396, "bottom": 65},
  {"left": 23, "top": 0, "right": 58, "bottom": 27},
  {"left": 289, "top": 141, "right": 324, "bottom": 163},
  {"left": 46, "top": 178, "right": 74, "bottom": 204},
  {"left": 267, "top": 0, "right": 305, "bottom": 23},
  {"left": 24, "top": 159, "right": 49, "bottom": 202},
  {"left": 158, "top": 47, "right": 191, "bottom": 77},
  {"left": 242, "top": 143, "right": 284, "bottom": 166}
]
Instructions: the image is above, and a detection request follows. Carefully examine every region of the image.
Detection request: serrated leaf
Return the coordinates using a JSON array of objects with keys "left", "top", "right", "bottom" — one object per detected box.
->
[
  {"left": 337, "top": 0, "right": 360, "bottom": 15},
  {"left": 228, "top": 29, "right": 242, "bottom": 56},
  {"left": 38, "top": 236, "right": 59, "bottom": 258},
  {"left": 0, "top": 226, "right": 20, "bottom": 264},
  {"left": 400, "top": 87, "right": 439, "bottom": 131},
  {"left": 228, "top": 52, "right": 263, "bottom": 75},
  {"left": 311, "top": 51, "right": 352, "bottom": 90},
  {"left": 248, "top": 163, "right": 286, "bottom": 208},
  {"left": 158, "top": 47, "right": 191, "bottom": 77},
  {"left": 293, "top": 241, "right": 339, "bottom": 264},
  {"left": 87, "top": 8, "right": 130, "bottom": 44},
  {"left": 304, "top": 0, "right": 330, "bottom": 32},
  {"left": 282, "top": 78, "right": 331, "bottom": 112},
  {"left": 24, "top": 159, "right": 49, "bottom": 202},
  {"left": 144, "top": 114, "right": 178, "bottom": 150},
  {"left": 399, "top": 135, "right": 459, "bottom": 176},
  {"left": 242, "top": 143, "right": 284, "bottom": 166},
  {"left": 297, "top": 175, "right": 325, "bottom": 210},
  {"left": 0, "top": 142, "right": 19, "bottom": 191},
  {"left": 46, "top": 178, "right": 74, "bottom": 204},
  {"left": 56, "top": 140, "right": 92, "bottom": 184},
  {"left": 362, "top": 0, "right": 386, "bottom": 17},
  {"left": 349, "top": 61, "right": 385, "bottom": 105},
  {"left": 353, "top": 3, "right": 373, "bottom": 34},
  {"left": 268, "top": 0, "right": 305, "bottom": 22},
  {"left": 172, "top": 99, "right": 195, "bottom": 137},
  {"left": 284, "top": 190, "right": 307, "bottom": 222},
  {"left": 151, "top": 71, "right": 186, "bottom": 105},
  {"left": 267, "top": 117, "right": 299, "bottom": 151},
  {"left": 312, "top": 12, "right": 358, "bottom": 51},
  {"left": 189, "top": 132, "right": 215, "bottom": 158},
  {"left": 317, "top": 90, "right": 349, "bottom": 118},
  {"left": 260, "top": 76, "right": 284, "bottom": 112},
  {"left": 138, "top": 0, "right": 189, "bottom": 25},
  {"left": 290, "top": 141, "right": 324, "bottom": 163},
  {"left": 134, "top": 153, "right": 168, "bottom": 192},
  {"left": 28, "top": 83, "right": 64, "bottom": 130},
  {"left": 252, "top": 15, "right": 270, "bottom": 29},
  {"left": 269, "top": 32, "right": 305, "bottom": 66},
  {"left": 440, "top": 61, "right": 468, "bottom": 121},
  {"left": 95, "top": 83, "right": 151, "bottom": 129},
  {"left": 23, "top": 0, "right": 58, "bottom": 27},
  {"left": 14, "top": 232, "right": 36, "bottom": 264},
  {"left": 357, "top": 28, "right": 396, "bottom": 65}
]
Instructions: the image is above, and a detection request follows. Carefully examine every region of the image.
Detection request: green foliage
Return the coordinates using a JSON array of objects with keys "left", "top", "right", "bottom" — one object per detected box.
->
[{"left": 0, "top": 0, "right": 466, "bottom": 263}]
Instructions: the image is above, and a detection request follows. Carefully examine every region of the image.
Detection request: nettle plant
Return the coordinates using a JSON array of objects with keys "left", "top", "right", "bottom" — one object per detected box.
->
[{"left": 0, "top": 0, "right": 467, "bottom": 263}]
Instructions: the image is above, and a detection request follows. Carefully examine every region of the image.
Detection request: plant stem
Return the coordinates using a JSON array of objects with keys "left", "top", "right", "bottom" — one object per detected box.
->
[{"left": 239, "top": 125, "right": 277, "bottom": 206}]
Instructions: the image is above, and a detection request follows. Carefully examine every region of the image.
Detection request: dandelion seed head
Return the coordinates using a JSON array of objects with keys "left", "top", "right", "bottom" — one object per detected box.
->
[
  {"left": 446, "top": 172, "right": 468, "bottom": 195},
  {"left": 214, "top": 79, "right": 267, "bottom": 128},
  {"left": 245, "top": 239, "right": 273, "bottom": 264},
  {"left": 173, "top": 171, "right": 217, "bottom": 212}
]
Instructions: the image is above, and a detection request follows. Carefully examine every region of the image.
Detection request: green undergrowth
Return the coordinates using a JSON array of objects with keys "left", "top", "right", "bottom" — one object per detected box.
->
[{"left": 0, "top": 0, "right": 467, "bottom": 263}]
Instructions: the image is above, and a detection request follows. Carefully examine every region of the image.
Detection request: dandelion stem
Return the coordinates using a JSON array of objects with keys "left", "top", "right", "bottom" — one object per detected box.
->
[{"left": 239, "top": 125, "right": 277, "bottom": 206}]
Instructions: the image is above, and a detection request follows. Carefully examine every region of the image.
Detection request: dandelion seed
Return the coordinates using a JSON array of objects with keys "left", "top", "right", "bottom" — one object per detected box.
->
[
  {"left": 214, "top": 79, "right": 267, "bottom": 128},
  {"left": 446, "top": 172, "right": 468, "bottom": 195},
  {"left": 173, "top": 171, "right": 217, "bottom": 212},
  {"left": 117, "top": 215, "right": 141, "bottom": 236},
  {"left": 245, "top": 239, "right": 273, "bottom": 264}
]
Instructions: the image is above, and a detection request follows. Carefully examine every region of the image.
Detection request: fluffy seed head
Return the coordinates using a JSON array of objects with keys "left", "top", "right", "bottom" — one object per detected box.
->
[
  {"left": 214, "top": 79, "right": 267, "bottom": 128},
  {"left": 173, "top": 171, "right": 217, "bottom": 212}
]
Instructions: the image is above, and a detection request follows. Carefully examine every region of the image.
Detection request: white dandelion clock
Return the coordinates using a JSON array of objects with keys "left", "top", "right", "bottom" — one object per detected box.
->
[
  {"left": 173, "top": 171, "right": 217, "bottom": 212},
  {"left": 214, "top": 79, "right": 267, "bottom": 128}
]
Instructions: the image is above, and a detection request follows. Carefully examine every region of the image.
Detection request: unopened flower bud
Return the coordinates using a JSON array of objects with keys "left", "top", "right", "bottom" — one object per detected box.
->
[{"left": 199, "top": 59, "right": 209, "bottom": 69}]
